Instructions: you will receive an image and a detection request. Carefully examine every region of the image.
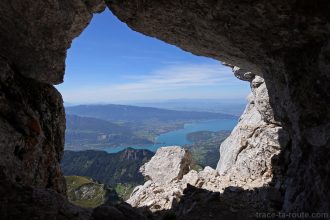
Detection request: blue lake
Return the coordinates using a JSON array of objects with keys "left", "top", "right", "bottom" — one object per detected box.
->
[{"left": 103, "top": 118, "right": 237, "bottom": 153}]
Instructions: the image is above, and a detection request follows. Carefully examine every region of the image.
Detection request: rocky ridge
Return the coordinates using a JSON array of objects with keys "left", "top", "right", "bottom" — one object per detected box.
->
[
  {"left": 217, "top": 67, "right": 289, "bottom": 186},
  {"left": 127, "top": 146, "right": 274, "bottom": 213}
]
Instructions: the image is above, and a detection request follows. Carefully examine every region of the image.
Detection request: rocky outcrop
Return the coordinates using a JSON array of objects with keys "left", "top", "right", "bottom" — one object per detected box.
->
[
  {"left": 127, "top": 147, "right": 276, "bottom": 215},
  {"left": 140, "top": 146, "right": 192, "bottom": 185},
  {"left": 128, "top": 146, "right": 192, "bottom": 211},
  {"left": 217, "top": 69, "right": 289, "bottom": 187}
]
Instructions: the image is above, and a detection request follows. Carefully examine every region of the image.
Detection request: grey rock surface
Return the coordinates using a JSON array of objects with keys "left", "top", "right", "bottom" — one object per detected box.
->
[
  {"left": 0, "top": 58, "right": 66, "bottom": 195},
  {"left": 128, "top": 155, "right": 275, "bottom": 212},
  {"left": 217, "top": 72, "right": 289, "bottom": 187},
  {"left": 140, "top": 146, "right": 192, "bottom": 185},
  {"left": 128, "top": 147, "right": 193, "bottom": 211},
  {"left": 0, "top": 0, "right": 105, "bottom": 84}
]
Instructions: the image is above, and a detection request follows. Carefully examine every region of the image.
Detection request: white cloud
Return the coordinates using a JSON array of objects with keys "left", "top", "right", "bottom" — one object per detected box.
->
[
  {"left": 114, "top": 64, "right": 234, "bottom": 91},
  {"left": 58, "top": 63, "right": 249, "bottom": 103}
]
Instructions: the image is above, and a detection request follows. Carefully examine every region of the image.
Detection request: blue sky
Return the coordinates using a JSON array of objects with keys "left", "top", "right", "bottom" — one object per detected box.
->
[{"left": 56, "top": 9, "right": 250, "bottom": 104}]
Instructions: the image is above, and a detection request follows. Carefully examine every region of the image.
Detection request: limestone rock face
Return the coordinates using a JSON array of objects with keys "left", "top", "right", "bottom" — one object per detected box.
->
[
  {"left": 217, "top": 72, "right": 289, "bottom": 186},
  {"left": 128, "top": 146, "right": 193, "bottom": 211},
  {"left": 140, "top": 146, "right": 192, "bottom": 185},
  {"left": 128, "top": 158, "right": 273, "bottom": 213},
  {"left": 127, "top": 146, "right": 274, "bottom": 212}
]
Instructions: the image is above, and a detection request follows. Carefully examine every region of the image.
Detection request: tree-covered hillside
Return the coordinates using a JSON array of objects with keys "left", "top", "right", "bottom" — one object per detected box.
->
[
  {"left": 61, "top": 148, "right": 154, "bottom": 187},
  {"left": 184, "top": 130, "right": 230, "bottom": 169}
]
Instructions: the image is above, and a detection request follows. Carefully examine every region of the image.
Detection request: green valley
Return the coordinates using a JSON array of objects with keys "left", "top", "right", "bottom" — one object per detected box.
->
[
  {"left": 184, "top": 130, "right": 230, "bottom": 169},
  {"left": 61, "top": 148, "right": 154, "bottom": 206}
]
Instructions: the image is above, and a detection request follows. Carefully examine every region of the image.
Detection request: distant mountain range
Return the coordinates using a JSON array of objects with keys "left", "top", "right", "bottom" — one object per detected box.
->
[
  {"left": 65, "top": 99, "right": 247, "bottom": 116},
  {"left": 132, "top": 99, "right": 247, "bottom": 116},
  {"left": 65, "top": 104, "right": 236, "bottom": 122},
  {"left": 65, "top": 104, "right": 236, "bottom": 151}
]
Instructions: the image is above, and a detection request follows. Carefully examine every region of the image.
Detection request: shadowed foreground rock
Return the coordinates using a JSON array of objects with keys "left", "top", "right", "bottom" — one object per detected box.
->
[
  {"left": 0, "top": 0, "right": 106, "bottom": 84},
  {"left": 0, "top": 58, "right": 66, "bottom": 195}
]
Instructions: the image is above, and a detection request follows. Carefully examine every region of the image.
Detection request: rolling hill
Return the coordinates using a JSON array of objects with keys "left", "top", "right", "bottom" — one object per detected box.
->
[{"left": 65, "top": 114, "right": 153, "bottom": 150}]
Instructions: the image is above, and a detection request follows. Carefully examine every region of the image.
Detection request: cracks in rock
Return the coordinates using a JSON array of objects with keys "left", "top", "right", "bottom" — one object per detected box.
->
[{"left": 234, "top": 126, "right": 260, "bottom": 163}]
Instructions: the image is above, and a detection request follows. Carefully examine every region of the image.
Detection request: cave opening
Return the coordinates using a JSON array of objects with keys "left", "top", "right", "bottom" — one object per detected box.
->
[{"left": 56, "top": 8, "right": 253, "bottom": 208}]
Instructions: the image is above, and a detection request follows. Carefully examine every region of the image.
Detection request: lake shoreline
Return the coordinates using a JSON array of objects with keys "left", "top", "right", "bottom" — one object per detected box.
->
[{"left": 102, "top": 118, "right": 237, "bottom": 154}]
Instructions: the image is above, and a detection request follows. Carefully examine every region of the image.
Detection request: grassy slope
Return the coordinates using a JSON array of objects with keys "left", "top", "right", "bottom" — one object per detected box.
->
[
  {"left": 184, "top": 130, "right": 230, "bottom": 169},
  {"left": 65, "top": 176, "right": 108, "bottom": 208},
  {"left": 114, "top": 183, "right": 136, "bottom": 201}
]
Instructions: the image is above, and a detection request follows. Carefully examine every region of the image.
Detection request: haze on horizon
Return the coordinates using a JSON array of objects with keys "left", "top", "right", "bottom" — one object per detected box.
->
[{"left": 56, "top": 9, "right": 250, "bottom": 105}]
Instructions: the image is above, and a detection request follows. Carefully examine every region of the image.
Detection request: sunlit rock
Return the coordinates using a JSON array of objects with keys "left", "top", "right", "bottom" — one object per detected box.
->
[{"left": 140, "top": 146, "right": 192, "bottom": 185}]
